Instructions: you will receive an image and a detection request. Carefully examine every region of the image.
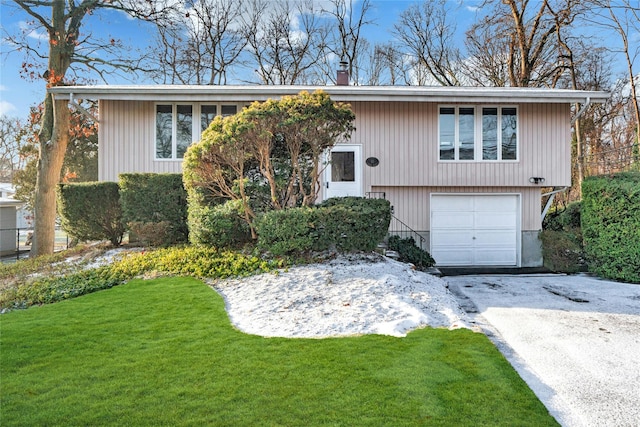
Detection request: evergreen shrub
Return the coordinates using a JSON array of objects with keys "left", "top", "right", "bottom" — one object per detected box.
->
[
  {"left": 256, "top": 197, "right": 391, "bottom": 255},
  {"left": 119, "top": 173, "right": 188, "bottom": 246},
  {"left": 387, "top": 235, "right": 435, "bottom": 269},
  {"left": 582, "top": 172, "right": 640, "bottom": 282},
  {"left": 57, "top": 182, "right": 124, "bottom": 246},
  {"left": 188, "top": 199, "right": 252, "bottom": 248}
]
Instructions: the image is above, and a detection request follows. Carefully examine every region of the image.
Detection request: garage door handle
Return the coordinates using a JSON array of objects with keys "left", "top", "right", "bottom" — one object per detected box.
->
[{"left": 472, "top": 237, "right": 476, "bottom": 240}]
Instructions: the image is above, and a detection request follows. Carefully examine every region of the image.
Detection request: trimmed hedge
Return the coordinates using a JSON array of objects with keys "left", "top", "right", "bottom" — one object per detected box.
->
[
  {"left": 188, "top": 199, "right": 252, "bottom": 248},
  {"left": 582, "top": 172, "right": 640, "bottom": 282},
  {"left": 57, "top": 182, "right": 124, "bottom": 246},
  {"left": 256, "top": 197, "right": 391, "bottom": 255},
  {"left": 119, "top": 173, "right": 188, "bottom": 246}
]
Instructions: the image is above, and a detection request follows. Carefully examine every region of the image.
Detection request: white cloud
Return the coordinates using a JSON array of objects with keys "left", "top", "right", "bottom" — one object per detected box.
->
[
  {"left": 18, "top": 21, "right": 48, "bottom": 41},
  {"left": 0, "top": 101, "right": 17, "bottom": 116}
]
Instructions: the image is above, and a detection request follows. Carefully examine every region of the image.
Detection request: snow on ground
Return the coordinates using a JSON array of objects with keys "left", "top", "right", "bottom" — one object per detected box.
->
[{"left": 211, "top": 254, "right": 470, "bottom": 338}]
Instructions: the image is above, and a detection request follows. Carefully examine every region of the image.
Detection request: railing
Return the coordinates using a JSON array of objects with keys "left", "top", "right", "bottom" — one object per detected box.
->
[
  {"left": 388, "top": 215, "right": 428, "bottom": 251},
  {"left": 365, "top": 192, "right": 428, "bottom": 251},
  {"left": 0, "top": 227, "right": 69, "bottom": 262}
]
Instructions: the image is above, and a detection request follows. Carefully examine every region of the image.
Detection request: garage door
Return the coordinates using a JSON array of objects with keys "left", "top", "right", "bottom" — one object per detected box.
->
[{"left": 431, "top": 195, "right": 519, "bottom": 266}]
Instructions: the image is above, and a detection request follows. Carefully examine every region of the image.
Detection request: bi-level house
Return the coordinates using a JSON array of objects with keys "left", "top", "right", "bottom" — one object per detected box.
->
[{"left": 50, "top": 83, "right": 608, "bottom": 268}]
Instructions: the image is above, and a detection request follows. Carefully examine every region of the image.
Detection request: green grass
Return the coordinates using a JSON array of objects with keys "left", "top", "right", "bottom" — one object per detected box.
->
[{"left": 1, "top": 277, "right": 558, "bottom": 426}]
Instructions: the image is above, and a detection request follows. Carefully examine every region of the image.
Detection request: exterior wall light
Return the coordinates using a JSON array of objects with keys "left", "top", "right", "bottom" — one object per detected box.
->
[{"left": 529, "top": 177, "right": 545, "bottom": 184}]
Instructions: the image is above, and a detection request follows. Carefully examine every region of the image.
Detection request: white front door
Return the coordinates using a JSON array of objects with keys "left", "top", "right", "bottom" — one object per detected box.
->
[
  {"left": 324, "top": 145, "right": 362, "bottom": 199},
  {"left": 430, "top": 194, "right": 520, "bottom": 266}
]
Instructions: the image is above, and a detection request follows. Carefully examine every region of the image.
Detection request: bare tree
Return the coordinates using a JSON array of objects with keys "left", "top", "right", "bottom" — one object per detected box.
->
[
  {"left": 393, "top": 0, "right": 463, "bottom": 86},
  {"left": 243, "top": 0, "right": 326, "bottom": 85},
  {"left": 589, "top": 0, "right": 639, "bottom": 166},
  {"left": 151, "top": 0, "right": 247, "bottom": 85},
  {"left": 0, "top": 116, "right": 27, "bottom": 183},
  {"left": 318, "top": 0, "right": 375, "bottom": 84},
  {"left": 4, "top": 0, "right": 174, "bottom": 256},
  {"left": 466, "top": 0, "right": 585, "bottom": 88}
]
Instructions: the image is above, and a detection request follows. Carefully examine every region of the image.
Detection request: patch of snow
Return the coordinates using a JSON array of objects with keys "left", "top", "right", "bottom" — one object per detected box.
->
[{"left": 211, "top": 255, "right": 469, "bottom": 338}]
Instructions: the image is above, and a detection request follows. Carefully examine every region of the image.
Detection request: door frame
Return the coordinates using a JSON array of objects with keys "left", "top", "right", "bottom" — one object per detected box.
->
[{"left": 322, "top": 144, "right": 363, "bottom": 200}]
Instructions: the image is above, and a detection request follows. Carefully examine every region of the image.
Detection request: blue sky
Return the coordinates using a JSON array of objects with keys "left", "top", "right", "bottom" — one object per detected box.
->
[{"left": 0, "top": 0, "right": 633, "bottom": 121}]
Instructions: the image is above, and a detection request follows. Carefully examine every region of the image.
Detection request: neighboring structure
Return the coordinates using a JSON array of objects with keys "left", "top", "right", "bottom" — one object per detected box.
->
[{"left": 50, "top": 84, "right": 609, "bottom": 267}]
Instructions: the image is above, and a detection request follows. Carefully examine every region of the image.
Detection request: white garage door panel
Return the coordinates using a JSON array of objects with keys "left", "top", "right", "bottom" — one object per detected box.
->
[
  {"left": 431, "top": 230, "right": 473, "bottom": 246},
  {"left": 433, "top": 249, "right": 474, "bottom": 266},
  {"left": 431, "top": 195, "right": 519, "bottom": 267},
  {"left": 475, "top": 212, "right": 517, "bottom": 228},
  {"left": 431, "top": 212, "right": 474, "bottom": 228},
  {"left": 474, "top": 230, "right": 516, "bottom": 246}
]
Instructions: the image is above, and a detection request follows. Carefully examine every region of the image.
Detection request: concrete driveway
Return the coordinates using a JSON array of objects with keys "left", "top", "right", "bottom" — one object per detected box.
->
[{"left": 445, "top": 273, "right": 640, "bottom": 427}]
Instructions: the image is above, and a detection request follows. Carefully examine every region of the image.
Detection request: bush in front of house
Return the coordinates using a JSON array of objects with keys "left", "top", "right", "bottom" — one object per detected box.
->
[
  {"left": 315, "top": 197, "right": 392, "bottom": 252},
  {"left": 581, "top": 172, "right": 640, "bottom": 282},
  {"left": 187, "top": 199, "right": 252, "bottom": 248},
  {"left": 387, "top": 235, "right": 435, "bottom": 270},
  {"left": 119, "top": 173, "right": 188, "bottom": 246},
  {"left": 57, "top": 182, "right": 125, "bottom": 246},
  {"left": 539, "top": 229, "right": 584, "bottom": 273},
  {"left": 0, "top": 246, "right": 285, "bottom": 310},
  {"left": 255, "top": 197, "right": 391, "bottom": 256},
  {"left": 541, "top": 201, "right": 585, "bottom": 273}
]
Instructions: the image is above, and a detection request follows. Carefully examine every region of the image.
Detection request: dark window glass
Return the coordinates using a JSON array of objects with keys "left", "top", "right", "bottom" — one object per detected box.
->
[
  {"left": 156, "top": 105, "right": 172, "bottom": 159},
  {"left": 439, "top": 107, "right": 455, "bottom": 160},
  {"left": 502, "top": 108, "right": 517, "bottom": 160},
  {"left": 482, "top": 108, "right": 498, "bottom": 160},
  {"left": 201, "top": 105, "right": 217, "bottom": 132},
  {"left": 331, "top": 152, "right": 355, "bottom": 182},
  {"left": 221, "top": 105, "right": 237, "bottom": 116},
  {"left": 176, "top": 105, "right": 192, "bottom": 159},
  {"left": 459, "top": 107, "right": 475, "bottom": 160}
]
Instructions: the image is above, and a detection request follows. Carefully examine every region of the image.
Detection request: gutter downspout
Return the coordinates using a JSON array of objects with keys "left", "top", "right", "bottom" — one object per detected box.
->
[
  {"left": 541, "top": 186, "right": 570, "bottom": 223},
  {"left": 571, "top": 97, "right": 591, "bottom": 125},
  {"left": 69, "top": 93, "right": 99, "bottom": 123}
]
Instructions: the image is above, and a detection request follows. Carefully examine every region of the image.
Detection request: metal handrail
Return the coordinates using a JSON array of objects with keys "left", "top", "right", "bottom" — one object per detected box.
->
[{"left": 388, "top": 215, "right": 427, "bottom": 250}]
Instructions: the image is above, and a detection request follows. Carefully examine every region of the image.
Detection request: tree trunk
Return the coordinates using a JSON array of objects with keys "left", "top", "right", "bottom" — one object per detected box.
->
[{"left": 31, "top": 95, "right": 70, "bottom": 256}]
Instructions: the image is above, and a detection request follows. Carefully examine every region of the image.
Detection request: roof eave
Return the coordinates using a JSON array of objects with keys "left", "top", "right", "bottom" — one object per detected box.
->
[{"left": 49, "top": 85, "right": 610, "bottom": 104}]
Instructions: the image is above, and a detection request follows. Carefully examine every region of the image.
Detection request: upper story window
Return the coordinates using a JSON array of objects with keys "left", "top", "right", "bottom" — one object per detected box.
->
[
  {"left": 439, "top": 105, "right": 518, "bottom": 161},
  {"left": 156, "top": 103, "right": 240, "bottom": 160}
]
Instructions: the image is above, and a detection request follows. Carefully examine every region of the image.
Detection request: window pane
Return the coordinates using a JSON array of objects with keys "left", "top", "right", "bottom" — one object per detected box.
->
[
  {"left": 156, "top": 105, "right": 172, "bottom": 159},
  {"left": 176, "top": 105, "right": 192, "bottom": 159},
  {"left": 221, "top": 105, "right": 237, "bottom": 116},
  {"left": 201, "top": 105, "right": 217, "bottom": 132},
  {"left": 482, "top": 108, "right": 498, "bottom": 160},
  {"left": 439, "top": 107, "right": 455, "bottom": 160},
  {"left": 502, "top": 108, "right": 517, "bottom": 160},
  {"left": 459, "top": 107, "right": 475, "bottom": 160},
  {"left": 331, "top": 151, "right": 355, "bottom": 182}
]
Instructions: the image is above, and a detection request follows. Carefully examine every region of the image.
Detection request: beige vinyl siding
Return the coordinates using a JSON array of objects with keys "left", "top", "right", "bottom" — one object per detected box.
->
[
  {"left": 99, "top": 99, "right": 570, "bottom": 189},
  {"left": 371, "top": 186, "right": 542, "bottom": 232},
  {"left": 352, "top": 102, "right": 571, "bottom": 189},
  {"left": 99, "top": 100, "right": 183, "bottom": 182}
]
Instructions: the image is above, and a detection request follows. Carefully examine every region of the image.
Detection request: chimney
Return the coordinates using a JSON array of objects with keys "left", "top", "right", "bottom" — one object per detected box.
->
[{"left": 336, "top": 60, "right": 349, "bottom": 86}]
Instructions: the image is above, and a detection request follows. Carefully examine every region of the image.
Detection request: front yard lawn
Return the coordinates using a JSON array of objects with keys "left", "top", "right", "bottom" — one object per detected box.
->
[{"left": 0, "top": 277, "right": 558, "bottom": 426}]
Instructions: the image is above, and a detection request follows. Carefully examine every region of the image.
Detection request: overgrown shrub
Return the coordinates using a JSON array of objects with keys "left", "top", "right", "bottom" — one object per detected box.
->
[
  {"left": 188, "top": 199, "right": 252, "bottom": 248},
  {"left": 57, "top": 182, "right": 124, "bottom": 246},
  {"left": 387, "top": 235, "right": 435, "bottom": 270},
  {"left": 543, "top": 201, "right": 582, "bottom": 231},
  {"left": 119, "top": 173, "right": 188, "bottom": 245},
  {"left": 582, "top": 172, "right": 640, "bottom": 282},
  {"left": 539, "top": 230, "right": 584, "bottom": 273},
  {"left": 256, "top": 197, "right": 391, "bottom": 255}
]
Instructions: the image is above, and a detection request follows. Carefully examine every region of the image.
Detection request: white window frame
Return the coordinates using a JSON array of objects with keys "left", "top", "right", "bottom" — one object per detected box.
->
[
  {"left": 155, "top": 102, "right": 243, "bottom": 161},
  {"left": 438, "top": 105, "right": 519, "bottom": 162}
]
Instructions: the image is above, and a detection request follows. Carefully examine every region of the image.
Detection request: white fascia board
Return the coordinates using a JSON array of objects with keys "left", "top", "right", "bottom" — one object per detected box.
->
[{"left": 50, "top": 85, "right": 610, "bottom": 104}]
